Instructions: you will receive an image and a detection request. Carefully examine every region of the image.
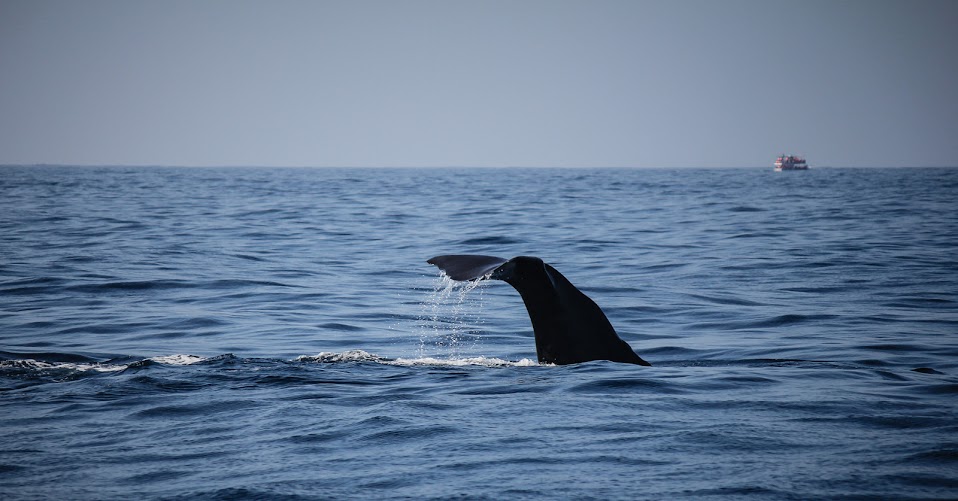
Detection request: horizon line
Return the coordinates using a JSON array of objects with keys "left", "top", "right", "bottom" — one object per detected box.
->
[{"left": 2, "top": 163, "right": 956, "bottom": 170}]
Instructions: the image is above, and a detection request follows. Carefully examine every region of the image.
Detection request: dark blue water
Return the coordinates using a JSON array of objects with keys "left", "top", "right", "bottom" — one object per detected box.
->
[{"left": 2, "top": 166, "right": 957, "bottom": 500}]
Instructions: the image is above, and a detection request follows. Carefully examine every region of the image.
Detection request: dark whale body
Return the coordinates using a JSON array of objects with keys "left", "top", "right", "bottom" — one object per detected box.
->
[{"left": 427, "top": 255, "right": 651, "bottom": 366}]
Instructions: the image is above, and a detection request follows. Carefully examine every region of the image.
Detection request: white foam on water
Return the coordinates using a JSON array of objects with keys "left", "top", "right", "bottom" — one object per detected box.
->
[
  {"left": 295, "top": 350, "right": 384, "bottom": 363},
  {"left": 0, "top": 354, "right": 208, "bottom": 374},
  {"left": 390, "top": 356, "right": 539, "bottom": 368},
  {"left": 296, "top": 350, "right": 539, "bottom": 368},
  {"left": 148, "top": 354, "right": 207, "bottom": 365},
  {"left": 0, "top": 359, "right": 127, "bottom": 373}
]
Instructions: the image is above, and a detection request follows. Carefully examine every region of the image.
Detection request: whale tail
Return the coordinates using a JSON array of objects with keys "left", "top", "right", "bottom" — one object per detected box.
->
[
  {"left": 426, "top": 255, "right": 508, "bottom": 281},
  {"left": 427, "top": 255, "right": 651, "bottom": 367}
]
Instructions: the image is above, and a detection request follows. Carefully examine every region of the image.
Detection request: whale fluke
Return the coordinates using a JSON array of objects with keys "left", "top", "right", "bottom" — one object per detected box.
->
[
  {"left": 426, "top": 255, "right": 508, "bottom": 281},
  {"left": 427, "top": 255, "right": 651, "bottom": 366}
]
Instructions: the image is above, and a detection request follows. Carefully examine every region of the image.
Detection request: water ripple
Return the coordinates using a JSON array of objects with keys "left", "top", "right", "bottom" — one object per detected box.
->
[{"left": 2, "top": 166, "right": 958, "bottom": 500}]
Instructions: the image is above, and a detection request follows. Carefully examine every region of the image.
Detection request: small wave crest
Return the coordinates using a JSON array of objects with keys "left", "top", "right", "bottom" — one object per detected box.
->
[
  {"left": 0, "top": 358, "right": 127, "bottom": 373},
  {"left": 148, "top": 354, "right": 207, "bottom": 366},
  {"left": 391, "top": 356, "right": 539, "bottom": 368},
  {"left": 2, "top": 350, "right": 538, "bottom": 381},
  {"left": 296, "top": 350, "right": 538, "bottom": 368},
  {"left": 295, "top": 350, "right": 385, "bottom": 364},
  {"left": 0, "top": 353, "right": 207, "bottom": 376}
]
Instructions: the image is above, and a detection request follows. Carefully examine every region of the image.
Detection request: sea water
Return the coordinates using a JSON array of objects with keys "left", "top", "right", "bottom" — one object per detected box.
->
[{"left": 1, "top": 166, "right": 956, "bottom": 499}]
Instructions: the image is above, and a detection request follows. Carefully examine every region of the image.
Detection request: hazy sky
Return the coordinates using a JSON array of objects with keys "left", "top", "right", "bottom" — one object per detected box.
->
[{"left": 1, "top": 0, "right": 956, "bottom": 167}]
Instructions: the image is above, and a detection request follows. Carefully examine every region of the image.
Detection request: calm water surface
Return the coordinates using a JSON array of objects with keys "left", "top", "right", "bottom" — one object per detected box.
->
[{"left": 1, "top": 166, "right": 957, "bottom": 500}]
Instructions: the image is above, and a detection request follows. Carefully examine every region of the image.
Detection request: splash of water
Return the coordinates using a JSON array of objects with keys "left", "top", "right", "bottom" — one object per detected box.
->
[{"left": 416, "top": 274, "right": 489, "bottom": 360}]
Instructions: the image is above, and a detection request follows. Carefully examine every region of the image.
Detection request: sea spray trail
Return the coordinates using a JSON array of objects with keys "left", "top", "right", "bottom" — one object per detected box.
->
[{"left": 1, "top": 166, "right": 957, "bottom": 499}]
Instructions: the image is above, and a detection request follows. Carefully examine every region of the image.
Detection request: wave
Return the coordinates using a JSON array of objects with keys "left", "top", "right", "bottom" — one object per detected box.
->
[
  {"left": 0, "top": 353, "right": 209, "bottom": 374},
  {"left": 0, "top": 351, "right": 541, "bottom": 381},
  {"left": 392, "top": 356, "right": 539, "bottom": 367},
  {"left": 148, "top": 354, "right": 208, "bottom": 365},
  {"left": 3, "top": 350, "right": 950, "bottom": 385},
  {"left": 297, "top": 350, "right": 539, "bottom": 368},
  {"left": 0, "top": 358, "right": 128, "bottom": 373}
]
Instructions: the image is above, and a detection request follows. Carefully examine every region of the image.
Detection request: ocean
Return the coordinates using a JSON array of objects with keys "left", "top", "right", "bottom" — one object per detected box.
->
[{"left": 1, "top": 165, "right": 956, "bottom": 500}]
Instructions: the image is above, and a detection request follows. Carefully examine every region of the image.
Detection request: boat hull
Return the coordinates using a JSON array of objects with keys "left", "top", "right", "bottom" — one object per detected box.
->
[{"left": 774, "top": 154, "right": 808, "bottom": 171}]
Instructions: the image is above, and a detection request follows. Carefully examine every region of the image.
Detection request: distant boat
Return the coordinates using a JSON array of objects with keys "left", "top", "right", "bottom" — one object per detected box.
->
[{"left": 774, "top": 154, "right": 808, "bottom": 171}]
